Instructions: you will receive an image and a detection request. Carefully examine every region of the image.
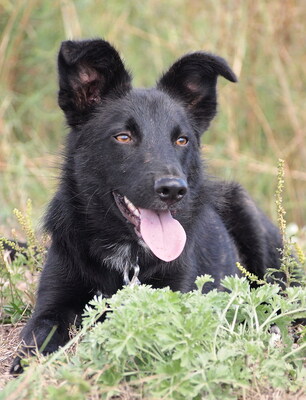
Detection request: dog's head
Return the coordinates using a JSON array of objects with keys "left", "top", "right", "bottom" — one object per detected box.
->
[{"left": 57, "top": 39, "right": 236, "bottom": 262}]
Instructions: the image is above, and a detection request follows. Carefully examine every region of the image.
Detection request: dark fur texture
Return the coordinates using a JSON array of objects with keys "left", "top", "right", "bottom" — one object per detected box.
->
[{"left": 11, "top": 39, "right": 282, "bottom": 373}]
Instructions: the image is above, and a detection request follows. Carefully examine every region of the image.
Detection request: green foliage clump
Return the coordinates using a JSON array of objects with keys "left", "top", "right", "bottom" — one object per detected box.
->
[
  {"left": 3, "top": 277, "right": 306, "bottom": 400},
  {"left": 0, "top": 199, "right": 47, "bottom": 323},
  {"left": 265, "top": 160, "right": 306, "bottom": 288}
]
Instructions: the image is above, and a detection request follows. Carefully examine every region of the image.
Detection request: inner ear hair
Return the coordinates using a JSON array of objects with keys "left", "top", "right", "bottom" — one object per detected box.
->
[
  {"left": 77, "top": 65, "right": 101, "bottom": 85},
  {"left": 185, "top": 79, "right": 211, "bottom": 107},
  {"left": 57, "top": 39, "right": 132, "bottom": 126},
  {"left": 156, "top": 51, "right": 237, "bottom": 134},
  {"left": 72, "top": 65, "right": 104, "bottom": 107}
]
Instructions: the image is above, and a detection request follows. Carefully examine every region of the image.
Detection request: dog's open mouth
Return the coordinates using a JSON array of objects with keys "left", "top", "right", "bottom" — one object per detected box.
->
[{"left": 113, "top": 192, "right": 186, "bottom": 262}]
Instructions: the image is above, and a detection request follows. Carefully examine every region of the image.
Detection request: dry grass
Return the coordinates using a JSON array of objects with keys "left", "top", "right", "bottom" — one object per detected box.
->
[
  {"left": 0, "top": 323, "right": 24, "bottom": 390},
  {"left": 241, "top": 389, "right": 306, "bottom": 400},
  {"left": 0, "top": 0, "right": 305, "bottom": 227},
  {"left": 0, "top": 2, "right": 305, "bottom": 396}
]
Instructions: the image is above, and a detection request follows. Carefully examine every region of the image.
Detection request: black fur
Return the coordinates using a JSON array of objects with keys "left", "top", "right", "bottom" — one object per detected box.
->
[{"left": 11, "top": 39, "right": 282, "bottom": 374}]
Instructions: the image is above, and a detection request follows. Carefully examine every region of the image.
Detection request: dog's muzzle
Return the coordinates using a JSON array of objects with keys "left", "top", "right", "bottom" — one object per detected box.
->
[{"left": 154, "top": 177, "right": 188, "bottom": 205}]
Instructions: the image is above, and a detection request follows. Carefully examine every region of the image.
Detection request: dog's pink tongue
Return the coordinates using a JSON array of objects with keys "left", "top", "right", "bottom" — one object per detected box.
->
[{"left": 139, "top": 209, "right": 186, "bottom": 262}]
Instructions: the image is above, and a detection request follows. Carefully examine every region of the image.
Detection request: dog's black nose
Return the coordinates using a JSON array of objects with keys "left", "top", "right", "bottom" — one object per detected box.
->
[{"left": 154, "top": 178, "right": 188, "bottom": 203}]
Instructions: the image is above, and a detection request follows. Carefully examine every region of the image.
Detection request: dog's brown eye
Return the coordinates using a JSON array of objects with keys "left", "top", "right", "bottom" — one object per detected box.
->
[
  {"left": 176, "top": 136, "right": 189, "bottom": 146},
  {"left": 114, "top": 133, "right": 132, "bottom": 143}
]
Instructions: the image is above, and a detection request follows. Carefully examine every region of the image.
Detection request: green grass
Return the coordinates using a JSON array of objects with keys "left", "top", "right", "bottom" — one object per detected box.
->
[
  {"left": 1, "top": 278, "right": 306, "bottom": 400},
  {"left": 0, "top": 160, "right": 305, "bottom": 398},
  {"left": 1, "top": 0, "right": 306, "bottom": 229},
  {"left": 0, "top": 200, "right": 46, "bottom": 324},
  {"left": 1, "top": 2, "right": 306, "bottom": 398}
]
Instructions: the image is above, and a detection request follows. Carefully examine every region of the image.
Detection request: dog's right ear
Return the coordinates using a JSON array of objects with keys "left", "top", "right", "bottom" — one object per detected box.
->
[{"left": 58, "top": 39, "right": 132, "bottom": 127}]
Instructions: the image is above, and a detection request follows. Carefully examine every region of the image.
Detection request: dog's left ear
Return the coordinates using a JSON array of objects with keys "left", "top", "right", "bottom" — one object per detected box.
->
[{"left": 157, "top": 52, "right": 237, "bottom": 134}]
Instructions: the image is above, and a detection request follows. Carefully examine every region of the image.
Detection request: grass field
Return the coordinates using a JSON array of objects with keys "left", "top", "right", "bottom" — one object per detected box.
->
[
  {"left": 0, "top": 1, "right": 306, "bottom": 398},
  {"left": 0, "top": 0, "right": 305, "bottom": 232}
]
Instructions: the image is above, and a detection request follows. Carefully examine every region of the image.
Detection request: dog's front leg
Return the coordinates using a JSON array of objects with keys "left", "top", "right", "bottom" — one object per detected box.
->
[{"left": 10, "top": 246, "right": 92, "bottom": 374}]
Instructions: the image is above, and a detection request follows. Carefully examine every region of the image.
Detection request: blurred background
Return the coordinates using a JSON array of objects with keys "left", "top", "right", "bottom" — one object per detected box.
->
[{"left": 0, "top": 0, "right": 305, "bottom": 235}]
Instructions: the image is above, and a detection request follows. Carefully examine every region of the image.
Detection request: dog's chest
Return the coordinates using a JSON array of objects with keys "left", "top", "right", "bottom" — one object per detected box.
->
[{"left": 103, "top": 243, "right": 132, "bottom": 272}]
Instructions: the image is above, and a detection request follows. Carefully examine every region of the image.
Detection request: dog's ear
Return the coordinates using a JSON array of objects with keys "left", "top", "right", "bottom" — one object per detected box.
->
[
  {"left": 157, "top": 52, "right": 237, "bottom": 134},
  {"left": 58, "top": 39, "right": 132, "bottom": 127}
]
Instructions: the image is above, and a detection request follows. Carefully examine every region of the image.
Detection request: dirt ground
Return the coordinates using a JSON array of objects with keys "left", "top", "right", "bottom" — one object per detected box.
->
[{"left": 0, "top": 323, "right": 24, "bottom": 390}]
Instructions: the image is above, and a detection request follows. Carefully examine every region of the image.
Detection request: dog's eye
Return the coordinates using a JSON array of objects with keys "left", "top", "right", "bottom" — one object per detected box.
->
[
  {"left": 113, "top": 132, "right": 132, "bottom": 143},
  {"left": 175, "top": 136, "right": 189, "bottom": 146}
]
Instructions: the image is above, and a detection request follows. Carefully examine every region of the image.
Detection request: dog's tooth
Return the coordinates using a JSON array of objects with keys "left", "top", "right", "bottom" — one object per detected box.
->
[
  {"left": 124, "top": 196, "right": 129, "bottom": 205},
  {"left": 126, "top": 201, "right": 133, "bottom": 210},
  {"left": 123, "top": 196, "right": 140, "bottom": 217},
  {"left": 128, "top": 203, "right": 137, "bottom": 213},
  {"left": 125, "top": 198, "right": 133, "bottom": 208},
  {"left": 123, "top": 197, "right": 140, "bottom": 217},
  {"left": 130, "top": 205, "right": 138, "bottom": 214},
  {"left": 124, "top": 196, "right": 133, "bottom": 208}
]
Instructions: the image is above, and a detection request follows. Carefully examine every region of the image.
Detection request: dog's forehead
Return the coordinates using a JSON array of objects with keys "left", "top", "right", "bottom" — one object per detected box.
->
[{"left": 120, "top": 88, "right": 188, "bottom": 125}]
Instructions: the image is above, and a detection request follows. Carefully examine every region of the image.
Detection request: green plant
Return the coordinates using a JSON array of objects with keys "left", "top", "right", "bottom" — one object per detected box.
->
[
  {"left": 2, "top": 277, "right": 305, "bottom": 400},
  {"left": 236, "top": 159, "right": 306, "bottom": 289},
  {"left": 265, "top": 160, "right": 306, "bottom": 288},
  {"left": 0, "top": 199, "right": 47, "bottom": 323},
  {"left": 236, "top": 262, "right": 266, "bottom": 286}
]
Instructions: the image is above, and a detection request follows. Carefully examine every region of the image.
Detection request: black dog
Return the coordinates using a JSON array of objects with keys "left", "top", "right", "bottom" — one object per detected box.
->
[{"left": 11, "top": 39, "right": 282, "bottom": 373}]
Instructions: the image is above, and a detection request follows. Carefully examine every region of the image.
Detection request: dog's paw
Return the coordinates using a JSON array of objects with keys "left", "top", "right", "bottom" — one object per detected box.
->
[
  {"left": 10, "top": 344, "right": 36, "bottom": 375},
  {"left": 10, "top": 355, "right": 28, "bottom": 375}
]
